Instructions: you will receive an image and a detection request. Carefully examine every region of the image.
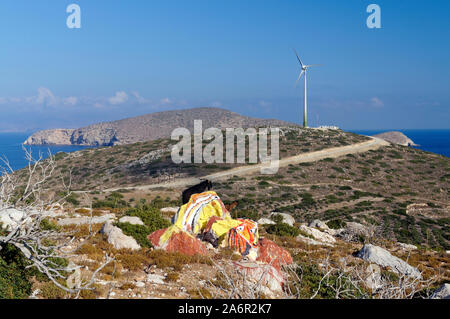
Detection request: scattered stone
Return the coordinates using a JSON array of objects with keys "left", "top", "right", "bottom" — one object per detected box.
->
[
  {"left": 256, "top": 238, "right": 293, "bottom": 271},
  {"left": 299, "top": 225, "right": 336, "bottom": 244},
  {"left": 356, "top": 244, "right": 422, "bottom": 279},
  {"left": 135, "top": 281, "right": 145, "bottom": 288},
  {"left": 100, "top": 221, "right": 140, "bottom": 250},
  {"left": 57, "top": 214, "right": 116, "bottom": 226},
  {"left": 430, "top": 283, "right": 450, "bottom": 299},
  {"left": 146, "top": 274, "right": 165, "bottom": 285},
  {"left": 398, "top": 242, "right": 417, "bottom": 250},
  {"left": 118, "top": 216, "right": 144, "bottom": 226},
  {"left": 269, "top": 212, "right": 295, "bottom": 226}
]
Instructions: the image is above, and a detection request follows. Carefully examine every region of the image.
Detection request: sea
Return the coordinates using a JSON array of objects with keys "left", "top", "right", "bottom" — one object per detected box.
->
[
  {"left": 349, "top": 129, "right": 450, "bottom": 158},
  {"left": 0, "top": 130, "right": 449, "bottom": 172},
  {"left": 0, "top": 133, "right": 90, "bottom": 172}
]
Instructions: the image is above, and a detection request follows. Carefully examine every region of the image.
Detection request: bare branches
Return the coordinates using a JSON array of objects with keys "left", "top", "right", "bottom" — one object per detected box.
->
[{"left": 0, "top": 148, "right": 113, "bottom": 298}]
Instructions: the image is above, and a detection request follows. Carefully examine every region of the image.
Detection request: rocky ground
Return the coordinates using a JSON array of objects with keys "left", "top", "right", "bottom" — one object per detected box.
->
[{"left": 5, "top": 201, "right": 445, "bottom": 300}]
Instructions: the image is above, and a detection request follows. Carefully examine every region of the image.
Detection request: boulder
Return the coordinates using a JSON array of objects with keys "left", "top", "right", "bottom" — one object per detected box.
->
[
  {"left": 296, "top": 234, "right": 333, "bottom": 247},
  {"left": 118, "top": 216, "right": 144, "bottom": 226},
  {"left": 257, "top": 218, "right": 276, "bottom": 225},
  {"left": 299, "top": 225, "right": 336, "bottom": 244},
  {"left": 234, "top": 261, "right": 284, "bottom": 293},
  {"left": 308, "top": 219, "right": 329, "bottom": 231},
  {"left": 356, "top": 244, "right": 421, "bottom": 279},
  {"left": 100, "top": 221, "right": 140, "bottom": 250},
  {"left": 336, "top": 222, "right": 371, "bottom": 241},
  {"left": 0, "top": 208, "right": 31, "bottom": 231},
  {"left": 308, "top": 219, "right": 339, "bottom": 235},
  {"left": 270, "top": 212, "right": 295, "bottom": 226},
  {"left": 256, "top": 238, "right": 293, "bottom": 271},
  {"left": 398, "top": 242, "right": 417, "bottom": 251},
  {"left": 430, "top": 283, "right": 450, "bottom": 299},
  {"left": 147, "top": 228, "right": 208, "bottom": 256}
]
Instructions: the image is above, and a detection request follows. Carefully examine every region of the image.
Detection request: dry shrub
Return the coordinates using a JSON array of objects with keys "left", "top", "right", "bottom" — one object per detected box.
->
[
  {"left": 115, "top": 249, "right": 150, "bottom": 271},
  {"left": 99, "top": 261, "right": 122, "bottom": 279},
  {"left": 165, "top": 272, "right": 180, "bottom": 282},
  {"left": 79, "top": 284, "right": 107, "bottom": 299},
  {"left": 62, "top": 224, "right": 103, "bottom": 238},
  {"left": 188, "top": 288, "right": 212, "bottom": 299},
  {"left": 39, "top": 281, "right": 67, "bottom": 299},
  {"left": 147, "top": 250, "right": 212, "bottom": 271},
  {"left": 76, "top": 243, "right": 105, "bottom": 261},
  {"left": 120, "top": 282, "right": 136, "bottom": 290},
  {"left": 211, "top": 272, "right": 230, "bottom": 290},
  {"left": 217, "top": 247, "right": 241, "bottom": 261}
]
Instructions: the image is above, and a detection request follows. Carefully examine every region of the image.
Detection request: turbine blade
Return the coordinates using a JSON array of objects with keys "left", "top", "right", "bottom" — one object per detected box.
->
[
  {"left": 293, "top": 49, "right": 304, "bottom": 67},
  {"left": 295, "top": 70, "right": 305, "bottom": 87},
  {"left": 305, "top": 64, "right": 322, "bottom": 68}
]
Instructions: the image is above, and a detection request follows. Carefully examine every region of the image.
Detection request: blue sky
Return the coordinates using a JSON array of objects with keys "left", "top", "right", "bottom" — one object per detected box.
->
[{"left": 0, "top": 0, "right": 449, "bottom": 132}]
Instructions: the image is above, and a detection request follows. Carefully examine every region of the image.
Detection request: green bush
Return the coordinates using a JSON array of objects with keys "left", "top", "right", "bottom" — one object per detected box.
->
[
  {"left": 326, "top": 219, "right": 346, "bottom": 230},
  {"left": 115, "top": 223, "right": 153, "bottom": 247},
  {"left": 116, "top": 205, "right": 171, "bottom": 246},
  {"left": 0, "top": 245, "right": 37, "bottom": 299},
  {"left": 266, "top": 222, "right": 300, "bottom": 237},
  {"left": 232, "top": 209, "right": 259, "bottom": 221},
  {"left": 127, "top": 205, "right": 171, "bottom": 231}
]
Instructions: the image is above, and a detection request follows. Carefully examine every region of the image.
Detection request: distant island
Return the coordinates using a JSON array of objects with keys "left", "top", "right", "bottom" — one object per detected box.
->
[{"left": 23, "top": 107, "right": 295, "bottom": 147}]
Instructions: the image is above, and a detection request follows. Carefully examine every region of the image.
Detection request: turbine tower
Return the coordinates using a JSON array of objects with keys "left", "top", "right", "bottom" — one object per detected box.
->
[{"left": 294, "top": 49, "right": 320, "bottom": 128}]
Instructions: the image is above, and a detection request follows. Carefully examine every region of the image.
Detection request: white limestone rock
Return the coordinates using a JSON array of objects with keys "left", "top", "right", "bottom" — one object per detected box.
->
[
  {"left": 270, "top": 212, "right": 295, "bottom": 226},
  {"left": 299, "top": 225, "right": 336, "bottom": 244},
  {"left": 356, "top": 244, "right": 422, "bottom": 279},
  {"left": 118, "top": 216, "right": 144, "bottom": 226},
  {"left": 100, "top": 221, "right": 140, "bottom": 250}
]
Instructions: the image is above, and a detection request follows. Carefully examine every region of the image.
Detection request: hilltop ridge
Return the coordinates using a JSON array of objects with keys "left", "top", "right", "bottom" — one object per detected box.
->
[{"left": 23, "top": 107, "right": 295, "bottom": 147}]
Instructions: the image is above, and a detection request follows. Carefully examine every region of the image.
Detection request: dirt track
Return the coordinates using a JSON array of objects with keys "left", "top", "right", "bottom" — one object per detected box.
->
[{"left": 99, "top": 136, "right": 389, "bottom": 193}]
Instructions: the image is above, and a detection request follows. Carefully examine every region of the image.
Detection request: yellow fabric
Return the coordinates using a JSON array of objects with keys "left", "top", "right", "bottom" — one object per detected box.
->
[
  {"left": 210, "top": 218, "right": 242, "bottom": 238},
  {"left": 156, "top": 191, "right": 259, "bottom": 253},
  {"left": 172, "top": 191, "right": 230, "bottom": 235}
]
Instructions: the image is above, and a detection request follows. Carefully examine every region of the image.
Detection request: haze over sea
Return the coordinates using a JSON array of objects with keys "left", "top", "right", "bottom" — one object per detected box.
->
[{"left": 0, "top": 130, "right": 449, "bottom": 171}]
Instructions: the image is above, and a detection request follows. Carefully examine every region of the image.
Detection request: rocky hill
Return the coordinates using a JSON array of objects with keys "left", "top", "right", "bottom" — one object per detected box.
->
[
  {"left": 23, "top": 107, "right": 295, "bottom": 146},
  {"left": 374, "top": 131, "right": 417, "bottom": 146}
]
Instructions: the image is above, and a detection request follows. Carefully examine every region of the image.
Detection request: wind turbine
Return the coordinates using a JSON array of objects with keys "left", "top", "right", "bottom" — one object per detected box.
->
[{"left": 294, "top": 49, "right": 320, "bottom": 128}]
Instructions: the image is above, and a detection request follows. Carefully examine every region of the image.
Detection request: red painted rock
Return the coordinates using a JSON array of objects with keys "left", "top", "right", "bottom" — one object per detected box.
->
[
  {"left": 256, "top": 238, "right": 293, "bottom": 271},
  {"left": 147, "top": 228, "right": 208, "bottom": 256},
  {"left": 147, "top": 228, "right": 167, "bottom": 247}
]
